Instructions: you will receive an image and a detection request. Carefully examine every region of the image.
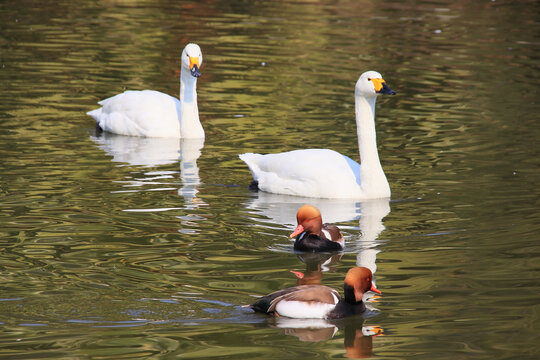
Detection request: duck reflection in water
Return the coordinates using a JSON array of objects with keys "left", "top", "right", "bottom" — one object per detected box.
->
[
  {"left": 90, "top": 133, "right": 206, "bottom": 208},
  {"left": 290, "top": 252, "right": 343, "bottom": 286},
  {"left": 274, "top": 317, "right": 383, "bottom": 358}
]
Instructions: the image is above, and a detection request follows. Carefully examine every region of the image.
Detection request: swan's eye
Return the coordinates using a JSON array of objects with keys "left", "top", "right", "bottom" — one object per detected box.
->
[{"left": 367, "top": 78, "right": 371, "bottom": 81}]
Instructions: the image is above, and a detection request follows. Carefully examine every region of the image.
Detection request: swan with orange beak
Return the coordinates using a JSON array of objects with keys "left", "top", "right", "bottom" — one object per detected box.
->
[
  {"left": 239, "top": 71, "right": 396, "bottom": 199},
  {"left": 88, "top": 43, "right": 204, "bottom": 138}
]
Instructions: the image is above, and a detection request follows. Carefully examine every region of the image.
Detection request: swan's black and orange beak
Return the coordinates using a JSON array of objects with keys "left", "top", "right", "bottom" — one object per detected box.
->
[
  {"left": 189, "top": 56, "right": 201, "bottom": 77},
  {"left": 372, "top": 78, "right": 395, "bottom": 95}
]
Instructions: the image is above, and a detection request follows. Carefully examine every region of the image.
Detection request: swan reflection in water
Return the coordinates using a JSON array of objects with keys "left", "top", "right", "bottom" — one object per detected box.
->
[
  {"left": 177, "top": 138, "right": 205, "bottom": 208},
  {"left": 275, "top": 317, "right": 383, "bottom": 358},
  {"left": 91, "top": 133, "right": 206, "bottom": 208},
  {"left": 91, "top": 132, "right": 181, "bottom": 167}
]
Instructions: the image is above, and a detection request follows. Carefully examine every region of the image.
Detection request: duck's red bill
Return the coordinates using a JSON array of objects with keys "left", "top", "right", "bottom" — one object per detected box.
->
[
  {"left": 289, "top": 224, "right": 304, "bottom": 238},
  {"left": 371, "top": 283, "right": 381, "bottom": 294}
]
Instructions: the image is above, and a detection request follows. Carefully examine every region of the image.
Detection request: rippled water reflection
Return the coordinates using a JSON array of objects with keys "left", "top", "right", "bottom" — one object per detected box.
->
[{"left": 1, "top": 0, "right": 538, "bottom": 359}]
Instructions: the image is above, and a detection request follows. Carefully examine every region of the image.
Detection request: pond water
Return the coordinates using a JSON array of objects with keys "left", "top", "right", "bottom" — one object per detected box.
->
[{"left": 0, "top": 0, "right": 538, "bottom": 359}]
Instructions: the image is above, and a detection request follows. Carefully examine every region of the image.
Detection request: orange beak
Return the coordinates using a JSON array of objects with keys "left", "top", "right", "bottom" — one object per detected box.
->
[
  {"left": 189, "top": 56, "right": 201, "bottom": 77},
  {"left": 289, "top": 224, "right": 304, "bottom": 238},
  {"left": 370, "top": 283, "right": 381, "bottom": 294},
  {"left": 369, "top": 325, "right": 384, "bottom": 337},
  {"left": 189, "top": 56, "right": 199, "bottom": 70},
  {"left": 370, "top": 78, "right": 386, "bottom": 92}
]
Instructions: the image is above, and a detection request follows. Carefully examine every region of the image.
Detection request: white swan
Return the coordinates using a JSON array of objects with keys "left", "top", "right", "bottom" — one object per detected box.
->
[
  {"left": 239, "top": 71, "right": 395, "bottom": 199},
  {"left": 87, "top": 43, "right": 204, "bottom": 138}
]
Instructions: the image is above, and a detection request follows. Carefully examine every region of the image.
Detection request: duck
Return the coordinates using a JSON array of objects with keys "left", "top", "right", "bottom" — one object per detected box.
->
[
  {"left": 290, "top": 205, "right": 344, "bottom": 252},
  {"left": 87, "top": 43, "right": 204, "bottom": 138},
  {"left": 239, "top": 70, "right": 395, "bottom": 199},
  {"left": 247, "top": 267, "right": 381, "bottom": 319}
]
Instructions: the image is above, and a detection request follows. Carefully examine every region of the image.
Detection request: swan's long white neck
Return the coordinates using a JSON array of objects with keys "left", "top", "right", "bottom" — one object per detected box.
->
[
  {"left": 179, "top": 67, "right": 204, "bottom": 139},
  {"left": 355, "top": 92, "right": 390, "bottom": 198}
]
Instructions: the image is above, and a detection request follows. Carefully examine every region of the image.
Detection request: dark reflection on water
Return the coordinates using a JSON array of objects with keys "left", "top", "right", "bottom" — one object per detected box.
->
[{"left": 1, "top": 0, "right": 539, "bottom": 359}]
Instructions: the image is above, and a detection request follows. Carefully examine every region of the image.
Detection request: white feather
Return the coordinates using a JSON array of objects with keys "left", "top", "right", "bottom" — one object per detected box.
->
[
  {"left": 275, "top": 300, "right": 336, "bottom": 319},
  {"left": 88, "top": 44, "right": 204, "bottom": 139},
  {"left": 321, "top": 229, "right": 331, "bottom": 240},
  {"left": 275, "top": 292, "right": 340, "bottom": 319}
]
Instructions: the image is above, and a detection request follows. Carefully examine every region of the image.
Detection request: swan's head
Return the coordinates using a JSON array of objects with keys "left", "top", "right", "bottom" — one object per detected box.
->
[
  {"left": 356, "top": 71, "right": 395, "bottom": 97},
  {"left": 182, "top": 43, "right": 203, "bottom": 78}
]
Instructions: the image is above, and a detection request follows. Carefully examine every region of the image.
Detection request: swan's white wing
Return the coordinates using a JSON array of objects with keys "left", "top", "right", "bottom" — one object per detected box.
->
[
  {"left": 240, "top": 149, "right": 362, "bottom": 198},
  {"left": 88, "top": 90, "right": 180, "bottom": 138}
]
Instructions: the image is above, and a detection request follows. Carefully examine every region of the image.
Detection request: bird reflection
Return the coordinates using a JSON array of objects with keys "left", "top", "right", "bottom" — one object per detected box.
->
[
  {"left": 343, "top": 321, "right": 384, "bottom": 359},
  {"left": 274, "top": 316, "right": 383, "bottom": 358},
  {"left": 178, "top": 138, "right": 206, "bottom": 208},
  {"left": 354, "top": 199, "right": 390, "bottom": 292},
  {"left": 91, "top": 131, "right": 181, "bottom": 167},
  {"left": 291, "top": 252, "right": 343, "bottom": 286},
  {"left": 244, "top": 192, "right": 362, "bottom": 226},
  {"left": 90, "top": 133, "right": 206, "bottom": 208}
]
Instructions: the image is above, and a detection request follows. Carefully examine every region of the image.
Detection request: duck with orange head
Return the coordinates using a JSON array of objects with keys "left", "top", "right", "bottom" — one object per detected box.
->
[
  {"left": 248, "top": 267, "right": 380, "bottom": 319},
  {"left": 291, "top": 205, "right": 344, "bottom": 252}
]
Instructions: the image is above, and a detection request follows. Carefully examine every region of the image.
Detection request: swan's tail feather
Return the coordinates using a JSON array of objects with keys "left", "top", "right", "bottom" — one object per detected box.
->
[
  {"left": 239, "top": 152, "right": 263, "bottom": 181},
  {"left": 87, "top": 108, "right": 101, "bottom": 122}
]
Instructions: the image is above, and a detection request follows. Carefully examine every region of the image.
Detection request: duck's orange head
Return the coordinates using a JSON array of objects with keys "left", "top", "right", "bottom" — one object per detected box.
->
[
  {"left": 344, "top": 267, "right": 381, "bottom": 303},
  {"left": 290, "top": 205, "right": 323, "bottom": 238}
]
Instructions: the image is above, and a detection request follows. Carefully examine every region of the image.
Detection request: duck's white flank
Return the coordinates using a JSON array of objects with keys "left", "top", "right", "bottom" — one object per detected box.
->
[{"left": 274, "top": 292, "right": 339, "bottom": 319}]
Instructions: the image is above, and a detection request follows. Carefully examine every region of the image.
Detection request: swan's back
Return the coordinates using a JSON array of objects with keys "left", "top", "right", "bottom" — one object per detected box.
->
[
  {"left": 240, "top": 149, "right": 362, "bottom": 198},
  {"left": 87, "top": 90, "right": 180, "bottom": 137}
]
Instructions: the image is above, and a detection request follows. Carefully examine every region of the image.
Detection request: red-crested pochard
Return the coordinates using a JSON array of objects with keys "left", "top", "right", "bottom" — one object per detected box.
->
[
  {"left": 248, "top": 267, "right": 381, "bottom": 319},
  {"left": 291, "top": 205, "right": 344, "bottom": 252}
]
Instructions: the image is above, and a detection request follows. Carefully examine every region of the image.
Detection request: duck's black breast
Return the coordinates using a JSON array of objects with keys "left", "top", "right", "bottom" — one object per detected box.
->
[
  {"left": 326, "top": 300, "right": 366, "bottom": 319},
  {"left": 294, "top": 233, "right": 343, "bottom": 252}
]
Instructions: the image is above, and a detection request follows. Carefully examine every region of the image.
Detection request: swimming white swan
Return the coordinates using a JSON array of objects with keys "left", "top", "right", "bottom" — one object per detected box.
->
[
  {"left": 87, "top": 43, "right": 204, "bottom": 138},
  {"left": 239, "top": 71, "right": 395, "bottom": 199}
]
